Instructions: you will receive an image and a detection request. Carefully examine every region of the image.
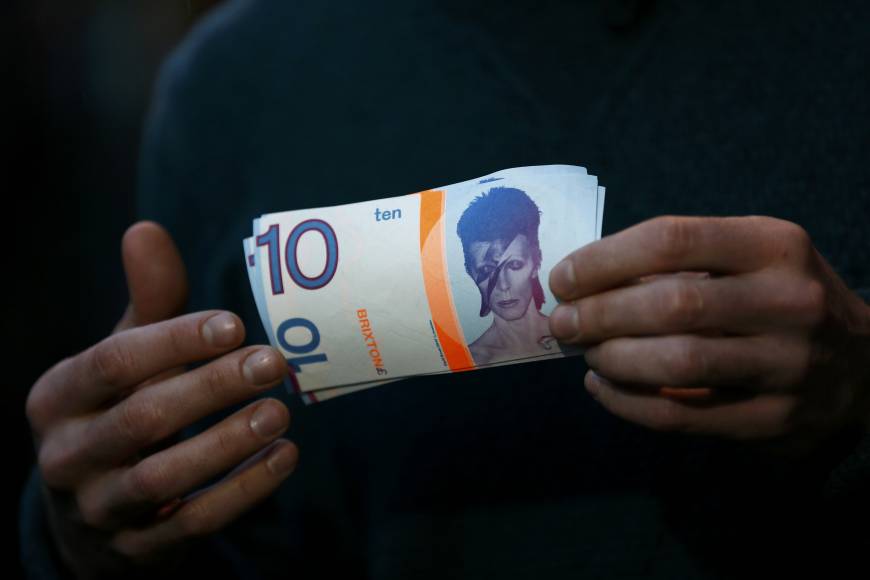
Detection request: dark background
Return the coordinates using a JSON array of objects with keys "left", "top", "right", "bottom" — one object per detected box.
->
[{"left": 6, "top": 1, "right": 219, "bottom": 576}]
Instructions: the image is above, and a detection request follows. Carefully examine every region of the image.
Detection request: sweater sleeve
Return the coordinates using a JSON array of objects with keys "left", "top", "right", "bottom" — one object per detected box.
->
[{"left": 19, "top": 465, "right": 74, "bottom": 580}]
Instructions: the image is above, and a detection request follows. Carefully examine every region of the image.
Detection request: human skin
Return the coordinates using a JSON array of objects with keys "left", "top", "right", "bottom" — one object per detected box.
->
[
  {"left": 25, "top": 222, "right": 298, "bottom": 577},
  {"left": 549, "top": 215, "right": 870, "bottom": 454},
  {"left": 467, "top": 235, "right": 553, "bottom": 364}
]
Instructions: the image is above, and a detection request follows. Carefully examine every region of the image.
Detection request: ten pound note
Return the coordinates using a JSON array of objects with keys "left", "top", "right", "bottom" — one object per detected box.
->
[{"left": 243, "top": 165, "right": 605, "bottom": 404}]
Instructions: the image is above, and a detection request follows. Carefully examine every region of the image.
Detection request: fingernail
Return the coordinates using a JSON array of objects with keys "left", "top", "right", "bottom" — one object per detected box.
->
[
  {"left": 550, "top": 304, "right": 580, "bottom": 339},
  {"left": 267, "top": 443, "right": 297, "bottom": 475},
  {"left": 250, "top": 402, "right": 287, "bottom": 438},
  {"left": 583, "top": 346, "right": 598, "bottom": 369},
  {"left": 550, "top": 259, "right": 576, "bottom": 296},
  {"left": 203, "top": 312, "right": 239, "bottom": 347},
  {"left": 243, "top": 348, "right": 285, "bottom": 386},
  {"left": 586, "top": 371, "right": 603, "bottom": 396}
]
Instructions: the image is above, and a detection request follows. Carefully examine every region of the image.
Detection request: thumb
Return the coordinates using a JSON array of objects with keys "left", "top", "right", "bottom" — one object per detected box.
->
[{"left": 114, "top": 221, "right": 189, "bottom": 333}]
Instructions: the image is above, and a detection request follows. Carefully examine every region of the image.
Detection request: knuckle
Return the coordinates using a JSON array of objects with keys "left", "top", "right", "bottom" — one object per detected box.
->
[
  {"left": 759, "top": 336, "right": 808, "bottom": 389},
  {"left": 584, "top": 298, "right": 610, "bottom": 337},
  {"left": 775, "top": 220, "right": 814, "bottom": 262},
  {"left": 164, "top": 318, "right": 193, "bottom": 358},
  {"left": 177, "top": 501, "right": 216, "bottom": 538},
  {"left": 793, "top": 341, "right": 816, "bottom": 383},
  {"left": 745, "top": 397, "right": 801, "bottom": 440},
  {"left": 233, "top": 468, "right": 261, "bottom": 497},
  {"left": 665, "top": 338, "right": 707, "bottom": 384},
  {"left": 37, "top": 445, "right": 64, "bottom": 487},
  {"left": 77, "top": 492, "right": 111, "bottom": 529},
  {"left": 26, "top": 358, "right": 75, "bottom": 433},
  {"left": 25, "top": 384, "right": 51, "bottom": 434},
  {"left": 38, "top": 438, "right": 79, "bottom": 488},
  {"left": 655, "top": 216, "right": 695, "bottom": 265},
  {"left": 782, "top": 221, "right": 812, "bottom": 248},
  {"left": 126, "top": 459, "right": 170, "bottom": 505},
  {"left": 745, "top": 215, "right": 774, "bottom": 228},
  {"left": 591, "top": 342, "right": 617, "bottom": 374},
  {"left": 802, "top": 340, "right": 837, "bottom": 388},
  {"left": 664, "top": 281, "right": 705, "bottom": 329},
  {"left": 774, "top": 276, "right": 828, "bottom": 329},
  {"left": 747, "top": 215, "right": 784, "bottom": 239},
  {"left": 25, "top": 388, "right": 45, "bottom": 431},
  {"left": 110, "top": 537, "right": 143, "bottom": 561},
  {"left": 110, "top": 531, "right": 150, "bottom": 561},
  {"left": 199, "top": 360, "right": 234, "bottom": 399},
  {"left": 215, "top": 423, "right": 239, "bottom": 457},
  {"left": 92, "top": 338, "right": 136, "bottom": 388},
  {"left": 110, "top": 529, "right": 164, "bottom": 563},
  {"left": 797, "top": 279, "right": 828, "bottom": 328},
  {"left": 116, "top": 398, "right": 164, "bottom": 448}
]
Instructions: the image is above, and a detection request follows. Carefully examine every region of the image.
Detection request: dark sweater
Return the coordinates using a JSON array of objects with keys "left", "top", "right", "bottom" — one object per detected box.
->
[{"left": 21, "top": 0, "right": 870, "bottom": 578}]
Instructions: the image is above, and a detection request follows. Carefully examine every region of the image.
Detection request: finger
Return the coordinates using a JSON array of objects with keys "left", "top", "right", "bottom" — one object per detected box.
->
[
  {"left": 115, "top": 222, "right": 189, "bottom": 333},
  {"left": 583, "top": 334, "right": 804, "bottom": 390},
  {"left": 34, "top": 311, "right": 245, "bottom": 420},
  {"left": 584, "top": 371, "right": 796, "bottom": 440},
  {"left": 550, "top": 269, "right": 818, "bottom": 344},
  {"left": 82, "top": 346, "right": 288, "bottom": 467},
  {"left": 630, "top": 270, "right": 712, "bottom": 285},
  {"left": 77, "top": 399, "right": 290, "bottom": 530},
  {"left": 129, "top": 366, "right": 186, "bottom": 394},
  {"left": 549, "top": 215, "right": 794, "bottom": 301},
  {"left": 102, "top": 367, "right": 190, "bottom": 413},
  {"left": 110, "top": 439, "right": 298, "bottom": 561},
  {"left": 114, "top": 304, "right": 138, "bottom": 336}
]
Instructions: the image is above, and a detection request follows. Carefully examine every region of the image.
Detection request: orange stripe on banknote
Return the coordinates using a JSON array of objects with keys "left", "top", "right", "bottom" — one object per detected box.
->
[{"left": 418, "top": 189, "right": 475, "bottom": 372}]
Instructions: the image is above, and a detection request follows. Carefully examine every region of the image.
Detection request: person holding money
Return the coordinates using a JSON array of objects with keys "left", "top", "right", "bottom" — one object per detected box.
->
[
  {"left": 19, "top": 0, "right": 870, "bottom": 578},
  {"left": 457, "top": 186, "right": 559, "bottom": 365}
]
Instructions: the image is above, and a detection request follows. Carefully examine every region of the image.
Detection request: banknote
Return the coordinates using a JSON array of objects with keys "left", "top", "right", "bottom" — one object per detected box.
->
[{"left": 243, "top": 165, "right": 605, "bottom": 403}]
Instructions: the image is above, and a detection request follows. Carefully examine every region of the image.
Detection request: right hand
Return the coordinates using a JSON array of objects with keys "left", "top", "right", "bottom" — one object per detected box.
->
[{"left": 25, "top": 222, "right": 298, "bottom": 577}]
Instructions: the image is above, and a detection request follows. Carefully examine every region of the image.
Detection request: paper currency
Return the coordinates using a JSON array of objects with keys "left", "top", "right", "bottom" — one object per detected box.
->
[{"left": 243, "top": 165, "right": 605, "bottom": 403}]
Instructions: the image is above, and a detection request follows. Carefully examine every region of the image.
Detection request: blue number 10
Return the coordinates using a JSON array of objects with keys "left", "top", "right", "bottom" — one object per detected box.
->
[{"left": 256, "top": 219, "right": 339, "bottom": 294}]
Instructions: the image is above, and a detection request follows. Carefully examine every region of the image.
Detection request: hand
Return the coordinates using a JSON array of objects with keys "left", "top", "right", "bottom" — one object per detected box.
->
[
  {"left": 548, "top": 216, "right": 870, "bottom": 454},
  {"left": 25, "top": 222, "right": 298, "bottom": 577}
]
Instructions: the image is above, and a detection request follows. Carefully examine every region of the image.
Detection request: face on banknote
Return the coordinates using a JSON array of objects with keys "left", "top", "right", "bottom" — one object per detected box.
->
[{"left": 243, "top": 165, "right": 604, "bottom": 403}]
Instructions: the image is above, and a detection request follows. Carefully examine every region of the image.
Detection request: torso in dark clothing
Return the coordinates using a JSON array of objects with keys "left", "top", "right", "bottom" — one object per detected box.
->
[{"left": 138, "top": 1, "right": 870, "bottom": 577}]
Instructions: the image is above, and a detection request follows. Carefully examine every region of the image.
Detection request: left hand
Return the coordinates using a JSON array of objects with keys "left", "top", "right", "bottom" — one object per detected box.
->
[{"left": 549, "top": 216, "right": 870, "bottom": 454}]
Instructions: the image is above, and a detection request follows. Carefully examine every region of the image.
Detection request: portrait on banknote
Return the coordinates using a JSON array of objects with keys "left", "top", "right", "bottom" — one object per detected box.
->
[
  {"left": 433, "top": 167, "right": 599, "bottom": 374},
  {"left": 454, "top": 186, "right": 555, "bottom": 365}
]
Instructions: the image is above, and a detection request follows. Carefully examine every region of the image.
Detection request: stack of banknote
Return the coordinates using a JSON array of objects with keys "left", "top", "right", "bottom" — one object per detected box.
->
[{"left": 243, "top": 165, "right": 605, "bottom": 403}]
